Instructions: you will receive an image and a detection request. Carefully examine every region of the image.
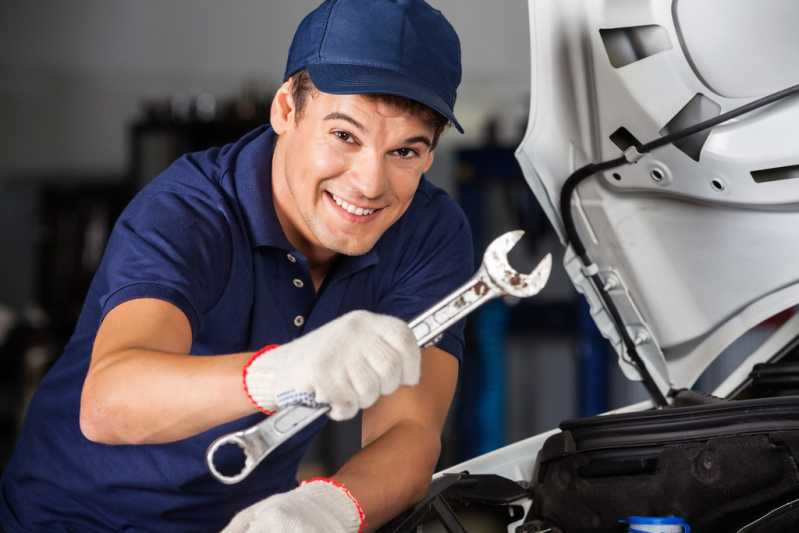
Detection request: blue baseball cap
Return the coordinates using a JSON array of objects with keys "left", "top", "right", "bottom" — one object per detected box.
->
[{"left": 284, "top": 0, "right": 464, "bottom": 133}]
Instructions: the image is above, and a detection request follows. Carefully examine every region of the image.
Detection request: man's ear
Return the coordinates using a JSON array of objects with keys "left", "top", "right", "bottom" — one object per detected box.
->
[{"left": 270, "top": 79, "right": 296, "bottom": 135}]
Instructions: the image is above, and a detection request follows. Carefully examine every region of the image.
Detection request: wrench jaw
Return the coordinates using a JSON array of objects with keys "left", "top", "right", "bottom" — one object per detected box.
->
[{"left": 484, "top": 230, "right": 553, "bottom": 298}]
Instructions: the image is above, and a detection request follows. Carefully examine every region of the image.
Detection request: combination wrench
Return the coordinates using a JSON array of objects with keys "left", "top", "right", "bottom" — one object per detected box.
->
[{"left": 206, "top": 229, "right": 552, "bottom": 484}]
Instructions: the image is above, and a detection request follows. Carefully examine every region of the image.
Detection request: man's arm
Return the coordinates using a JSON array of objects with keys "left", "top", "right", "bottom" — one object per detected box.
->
[
  {"left": 81, "top": 300, "right": 423, "bottom": 446},
  {"left": 80, "top": 298, "right": 256, "bottom": 444},
  {"left": 331, "top": 345, "right": 458, "bottom": 530}
]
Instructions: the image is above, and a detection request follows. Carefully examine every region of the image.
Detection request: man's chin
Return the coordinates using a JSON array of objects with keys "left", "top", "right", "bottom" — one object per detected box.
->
[
  {"left": 322, "top": 234, "right": 378, "bottom": 257},
  {"left": 331, "top": 242, "right": 375, "bottom": 257}
]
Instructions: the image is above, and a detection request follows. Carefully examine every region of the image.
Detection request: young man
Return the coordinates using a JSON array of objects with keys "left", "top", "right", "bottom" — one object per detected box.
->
[{"left": 0, "top": 1, "right": 473, "bottom": 531}]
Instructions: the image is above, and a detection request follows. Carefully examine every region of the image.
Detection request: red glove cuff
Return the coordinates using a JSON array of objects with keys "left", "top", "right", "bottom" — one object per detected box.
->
[
  {"left": 242, "top": 344, "right": 281, "bottom": 416},
  {"left": 302, "top": 477, "right": 367, "bottom": 533}
]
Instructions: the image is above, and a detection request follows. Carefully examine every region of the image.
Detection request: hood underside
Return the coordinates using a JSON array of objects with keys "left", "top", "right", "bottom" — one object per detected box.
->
[{"left": 515, "top": 0, "right": 799, "bottom": 395}]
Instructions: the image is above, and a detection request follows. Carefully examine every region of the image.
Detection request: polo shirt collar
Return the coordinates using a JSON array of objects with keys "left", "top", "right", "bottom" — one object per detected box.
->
[
  {"left": 234, "top": 127, "right": 292, "bottom": 250},
  {"left": 234, "top": 126, "right": 379, "bottom": 277}
]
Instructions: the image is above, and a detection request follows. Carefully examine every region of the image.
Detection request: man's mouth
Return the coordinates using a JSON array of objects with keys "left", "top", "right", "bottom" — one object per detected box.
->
[{"left": 327, "top": 192, "right": 381, "bottom": 217}]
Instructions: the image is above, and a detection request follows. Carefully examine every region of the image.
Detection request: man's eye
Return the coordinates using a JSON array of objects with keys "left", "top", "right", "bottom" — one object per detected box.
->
[
  {"left": 393, "top": 147, "right": 419, "bottom": 159},
  {"left": 333, "top": 131, "right": 354, "bottom": 143}
]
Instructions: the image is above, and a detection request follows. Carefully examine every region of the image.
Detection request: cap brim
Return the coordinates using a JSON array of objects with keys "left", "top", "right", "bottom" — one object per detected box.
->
[{"left": 307, "top": 63, "right": 464, "bottom": 134}]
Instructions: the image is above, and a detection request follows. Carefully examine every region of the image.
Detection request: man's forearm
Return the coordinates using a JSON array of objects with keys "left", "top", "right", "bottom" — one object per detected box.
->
[
  {"left": 332, "top": 420, "right": 442, "bottom": 531},
  {"left": 80, "top": 349, "right": 255, "bottom": 444}
]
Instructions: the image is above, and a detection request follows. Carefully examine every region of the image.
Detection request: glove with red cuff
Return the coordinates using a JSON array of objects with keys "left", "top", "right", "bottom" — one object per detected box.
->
[
  {"left": 221, "top": 477, "right": 366, "bottom": 533},
  {"left": 243, "top": 310, "right": 421, "bottom": 420}
]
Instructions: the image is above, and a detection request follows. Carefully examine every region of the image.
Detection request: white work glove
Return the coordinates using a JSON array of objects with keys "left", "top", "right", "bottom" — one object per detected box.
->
[
  {"left": 244, "top": 310, "right": 420, "bottom": 420},
  {"left": 221, "top": 477, "right": 365, "bottom": 533}
]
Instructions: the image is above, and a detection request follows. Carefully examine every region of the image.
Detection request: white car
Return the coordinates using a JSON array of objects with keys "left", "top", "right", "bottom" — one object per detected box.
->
[{"left": 382, "top": 0, "right": 799, "bottom": 531}]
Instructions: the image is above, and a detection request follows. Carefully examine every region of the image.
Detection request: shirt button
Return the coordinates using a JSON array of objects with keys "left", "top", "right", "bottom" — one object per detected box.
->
[
  {"left": 293, "top": 315, "right": 305, "bottom": 327},
  {"left": 292, "top": 278, "right": 304, "bottom": 288},
  {"left": 286, "top": 253, "right": 297, "bottom": 263}
]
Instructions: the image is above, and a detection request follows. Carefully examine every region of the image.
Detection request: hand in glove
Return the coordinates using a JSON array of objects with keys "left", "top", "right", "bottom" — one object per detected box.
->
[
  {"left": 221, "top": 478, "right": 365, "bottom": 533},
  {"left": 244, "top": 310, "right": 420, "bottom": 420}
]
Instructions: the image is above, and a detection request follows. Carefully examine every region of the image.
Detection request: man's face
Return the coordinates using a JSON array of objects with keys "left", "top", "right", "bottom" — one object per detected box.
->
[{"left": 271, "top": 87, "right": 436, "bottom": 260}]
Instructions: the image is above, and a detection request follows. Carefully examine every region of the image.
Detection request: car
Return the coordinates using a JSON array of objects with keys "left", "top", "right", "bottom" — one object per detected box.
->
[{"left": 380, "top": 0, "right": 799, "bottom": 531}]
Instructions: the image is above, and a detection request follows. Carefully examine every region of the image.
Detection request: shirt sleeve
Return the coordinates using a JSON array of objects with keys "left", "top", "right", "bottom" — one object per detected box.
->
[
  {"left": 374, "top": 196, "right": 474, "bottom": 365},
  {"left": 96, "top": 186, "right": 233, "bottom": 336}
]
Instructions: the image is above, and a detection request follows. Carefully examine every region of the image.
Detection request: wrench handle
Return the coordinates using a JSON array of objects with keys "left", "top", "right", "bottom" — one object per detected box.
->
[
  {"left": 409, "top": 265, "right": 501, "bottom": 346},
  {"left": 208, "top": 263, "right": 505, "bottom": 484}
]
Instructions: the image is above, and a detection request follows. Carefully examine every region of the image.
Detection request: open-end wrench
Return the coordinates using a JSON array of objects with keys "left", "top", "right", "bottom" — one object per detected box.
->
[{"left": 206, "top": 230, "right": 552, "bottom": 484}]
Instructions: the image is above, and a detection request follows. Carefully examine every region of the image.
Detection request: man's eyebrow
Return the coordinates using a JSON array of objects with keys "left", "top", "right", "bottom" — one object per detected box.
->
[
  {"left": 403, "top": 135, "right": 432, "bottom": 149},
  {"left": 323, "top": 112, "right": 367, "bottom": 132}
]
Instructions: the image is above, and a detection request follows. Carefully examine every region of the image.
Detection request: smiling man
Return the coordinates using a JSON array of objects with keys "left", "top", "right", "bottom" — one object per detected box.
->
[{"left": 0, "top": 1, "right": 473, "bottom": 532}]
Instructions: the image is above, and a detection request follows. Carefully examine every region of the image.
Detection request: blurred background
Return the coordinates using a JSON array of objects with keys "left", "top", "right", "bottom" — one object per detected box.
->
[{"left": 0, "top": 0, "right": 659, "bottom": 479}]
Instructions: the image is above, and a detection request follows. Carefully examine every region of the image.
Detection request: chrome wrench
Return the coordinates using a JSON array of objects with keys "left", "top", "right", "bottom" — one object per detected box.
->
[{"left": 206, "top": 229, "right": 552, "bottom": 484}]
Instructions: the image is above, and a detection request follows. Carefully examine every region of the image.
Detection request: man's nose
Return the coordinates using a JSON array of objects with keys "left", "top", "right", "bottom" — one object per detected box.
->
[{"left": 352, "top": 151, "right": 388, "bottom": 199}]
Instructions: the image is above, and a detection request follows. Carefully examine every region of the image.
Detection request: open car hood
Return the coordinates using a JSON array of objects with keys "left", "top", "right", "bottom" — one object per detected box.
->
[{"left": 515, "top": 0, "right": 799, "bottom": 399}]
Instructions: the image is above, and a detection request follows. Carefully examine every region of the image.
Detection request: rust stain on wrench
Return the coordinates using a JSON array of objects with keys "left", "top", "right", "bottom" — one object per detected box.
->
[{"left": 206, "top": 230, "right": 552, "bottom": 484}]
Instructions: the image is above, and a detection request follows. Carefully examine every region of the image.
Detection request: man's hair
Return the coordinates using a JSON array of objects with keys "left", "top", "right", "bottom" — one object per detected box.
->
[{"left": 289, "top": 69, "right": 449, "bottom": 149}]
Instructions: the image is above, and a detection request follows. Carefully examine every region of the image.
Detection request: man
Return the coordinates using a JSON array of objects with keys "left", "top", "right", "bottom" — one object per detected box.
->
[{"left": 0, "top": 1, "right": 473, "bottom": 531}]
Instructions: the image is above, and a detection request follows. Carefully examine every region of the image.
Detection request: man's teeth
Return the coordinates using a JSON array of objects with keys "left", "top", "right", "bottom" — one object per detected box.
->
[{"left": 331, "top": 193, "right": 376, "bottom": 216}]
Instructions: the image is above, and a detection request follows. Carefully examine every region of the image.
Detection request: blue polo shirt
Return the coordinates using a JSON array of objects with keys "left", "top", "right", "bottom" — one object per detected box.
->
[{"left": 0, "top": 126, "right": 473, "bottom": 532}]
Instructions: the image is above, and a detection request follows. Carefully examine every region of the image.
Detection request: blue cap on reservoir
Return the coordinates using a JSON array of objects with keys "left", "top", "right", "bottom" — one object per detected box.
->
[{"left": 622, "top": 515, "right": 691, "bottom": 533}]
